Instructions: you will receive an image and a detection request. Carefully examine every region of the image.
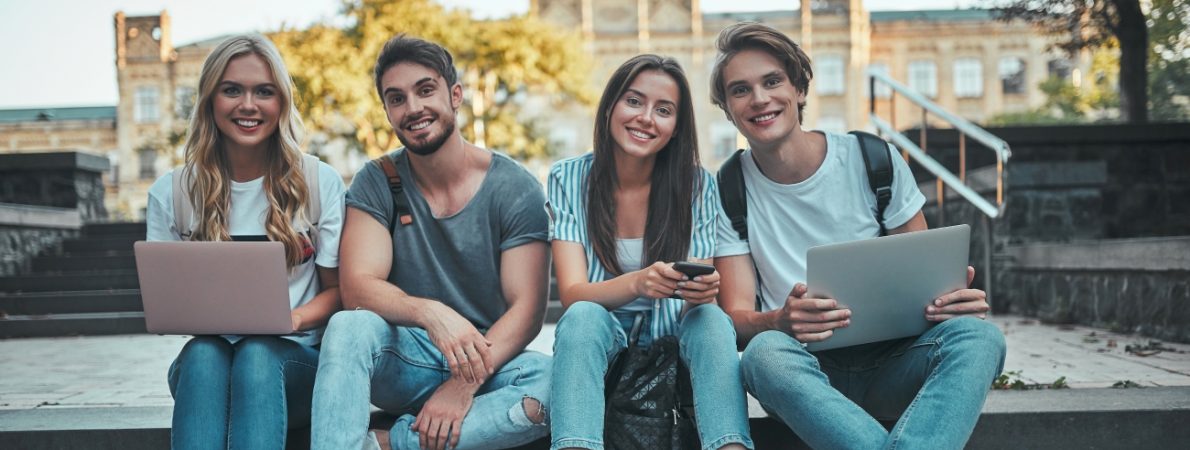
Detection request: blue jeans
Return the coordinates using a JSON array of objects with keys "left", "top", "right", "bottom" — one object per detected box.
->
[
  {"left": 550, "top": 301, "right": 754, "bottom": 450},
  {"left": 168, "top": 335, "right": 320, "bottom": 450},
  {"left": 310, "top": 310, "right": 551, "bottom": 450},
  {"left": 741, "top": 316, "right": 1006, "bottom": 450}
]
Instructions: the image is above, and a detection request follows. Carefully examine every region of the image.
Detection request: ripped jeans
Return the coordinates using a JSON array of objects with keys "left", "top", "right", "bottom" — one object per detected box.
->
[{"left": 309, "top": 310, "right": 550, "bottom": 450}]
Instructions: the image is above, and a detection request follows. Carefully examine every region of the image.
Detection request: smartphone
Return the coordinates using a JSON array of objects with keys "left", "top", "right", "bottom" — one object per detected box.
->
[{"left": 673, "top": 261, "right": 715, "bottom": 278}]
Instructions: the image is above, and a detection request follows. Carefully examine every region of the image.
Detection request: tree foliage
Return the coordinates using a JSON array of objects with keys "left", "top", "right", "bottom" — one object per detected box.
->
[
  {"left": 1146, "top": 0, "right": 1190, "bottom": 121},
  {"left": 992, "top": 0, "right": 1148, "bottom": 122},
  {"left": 986, "top": 48, "right": 1120, "bottom": 126},
  {"left": 270, "top": 0, "right": 594, "bottom": 159}
]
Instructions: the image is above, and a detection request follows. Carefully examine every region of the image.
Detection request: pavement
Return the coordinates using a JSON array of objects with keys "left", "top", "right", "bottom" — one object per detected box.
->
[{"left": 1, "top": 314, "right": 1189, "bottom": 411}]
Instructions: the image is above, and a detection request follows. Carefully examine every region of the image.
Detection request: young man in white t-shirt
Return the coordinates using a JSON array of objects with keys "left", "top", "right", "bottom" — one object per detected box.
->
[{"left": 709, "top": 22, "right": 1006, "bottom": 449}]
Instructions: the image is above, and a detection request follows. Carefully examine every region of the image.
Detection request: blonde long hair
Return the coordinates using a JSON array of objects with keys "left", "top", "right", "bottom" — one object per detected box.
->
[{"left": 182, "top": 34, "right": 310, "bottom": 268}]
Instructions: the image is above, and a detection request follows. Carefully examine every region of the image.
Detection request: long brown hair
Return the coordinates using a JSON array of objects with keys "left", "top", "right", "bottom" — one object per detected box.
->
[
  {"left": 588, "top": 54, "right": 701, "bottom": 275},
  {"left": 182, "top": 34, "right": 311, "bottom": 268}
]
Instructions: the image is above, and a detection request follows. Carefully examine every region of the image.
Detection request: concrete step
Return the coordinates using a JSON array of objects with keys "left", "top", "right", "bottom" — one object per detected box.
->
[
  {"left": 0, "top": 289, "right": 142, "bottom": 315},
  {"left": 31, "top": 254, "right": 136, "bottom": 273},
  {"left": 0, "top": 312, "right": 146, "bottom": 338},
  {"left": 83, "top": 222, "right": 146, "bottom": 237},
  {"left": 1, "top": 387, "right": 1186, "bottom": 449},
  {"left": 60, "top": 237, "right": 140, "bottom": 254},
  {"left": 0, "top": 270, "right": 139, "bottom": 293}
]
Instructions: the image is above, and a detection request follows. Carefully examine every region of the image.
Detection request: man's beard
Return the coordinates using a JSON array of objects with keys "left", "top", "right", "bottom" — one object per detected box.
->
[{"left": 397, "top": 114, "right": 455, "bottom": 156}]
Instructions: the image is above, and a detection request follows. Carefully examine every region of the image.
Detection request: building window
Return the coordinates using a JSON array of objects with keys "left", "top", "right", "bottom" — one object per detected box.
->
[
  {"left": 175, "top": 86, "right": 196, "bottom": 121},
  {"left": 908, "top": 60, "right": 937, "bottom": 98},
  {"left": 999, "top": 58, "right": 1026, "bottom": 95},
  {"left": 816, "top": 116, "right": 846, "bottom": 133},
  {"left": 138, "top": 147, "right": 157, "bottom": 180},
  {"left": 867, "top": 62, "right": 892, "bottom": 99},
  {"left": 135, "top": 86, "right": 160, "bottom": 123},
  {"left": 816, "top": 55, "right": 845, "bottom": 96},
  {"left": 953, "top": 58, "right": 983, "bottom": 98},
  {"left": 1047, "top": 59, "right": 1073, "bottom": 80}
]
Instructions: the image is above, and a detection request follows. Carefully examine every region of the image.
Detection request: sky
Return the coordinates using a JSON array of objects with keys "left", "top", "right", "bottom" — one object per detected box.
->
[{"left": 0, "top": 0, "right": 981, "bottom": 109}]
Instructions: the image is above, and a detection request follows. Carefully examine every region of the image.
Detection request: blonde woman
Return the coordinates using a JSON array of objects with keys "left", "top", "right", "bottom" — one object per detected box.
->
[{"left": 145, "top": 34, "right": 345, "bottom": 449}]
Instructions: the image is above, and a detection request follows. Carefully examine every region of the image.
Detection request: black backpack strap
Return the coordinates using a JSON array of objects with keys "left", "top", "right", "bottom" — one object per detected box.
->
[
  {"left": 850, "top": 131, "right": 894, "bottom": 236},
  {"left": 716, "top": 149, "right": 749, "bottom": 241},
  {"left": 373, "top": 153, "right": 414, "bottom": 233}
]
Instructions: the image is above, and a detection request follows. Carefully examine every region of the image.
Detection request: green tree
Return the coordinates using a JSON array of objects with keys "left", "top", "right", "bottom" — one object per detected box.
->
[
  {"left": 1147, "top": 0, "right": 1190, "bottom": 121},
  {"left": 993, "top": 0, "right": 1148, "bottom": 123},
  {"left": 271, "top": 0, "right": 594, "bottom": 159},
  {"left": 986, "top": 48, "right": 1119, "bottom": 125}
]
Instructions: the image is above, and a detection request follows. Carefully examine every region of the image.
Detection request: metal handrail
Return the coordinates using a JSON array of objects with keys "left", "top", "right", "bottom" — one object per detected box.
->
[
  {"left": 871, "top": 116, "right": 1000, "bottom": 218},
  {"left": 867, "top": 69, "right": 1012, "bottom": 163},
  {"left": 866, "top": 68, "right": 1012, "bottom": 219}
]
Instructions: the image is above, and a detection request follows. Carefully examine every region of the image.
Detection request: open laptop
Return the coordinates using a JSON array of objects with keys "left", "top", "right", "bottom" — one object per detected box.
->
[
  {"left": 804, "top": 224, "right": 970, "bottom": 351},
  {"left": 134, "top": 241, "right": 296, "bottom": 335}
]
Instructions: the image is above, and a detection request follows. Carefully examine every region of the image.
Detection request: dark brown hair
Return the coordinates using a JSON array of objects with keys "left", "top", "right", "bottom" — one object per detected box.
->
[
  {"left": 373, "top": 34, "right": 459, "bottom": 100},
  {"left": 710, "top": 22, "right": 813, "bottom": 123},
  {"left": 588, "top": 54, "right": 701, "bottom": 275}
]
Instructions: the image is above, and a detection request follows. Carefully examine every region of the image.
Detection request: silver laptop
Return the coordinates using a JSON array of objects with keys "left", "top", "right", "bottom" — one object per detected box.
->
[
  {"left": 134, "top": 241, "right": 295, "bottom": 335},
  {"left": 804, "top": 224, "right": 970, "bottom": 351}
]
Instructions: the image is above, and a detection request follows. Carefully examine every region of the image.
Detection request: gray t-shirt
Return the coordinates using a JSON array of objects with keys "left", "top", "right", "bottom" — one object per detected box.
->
[{"left": 345, "top": 149, "right": 549, "bottom": 329}]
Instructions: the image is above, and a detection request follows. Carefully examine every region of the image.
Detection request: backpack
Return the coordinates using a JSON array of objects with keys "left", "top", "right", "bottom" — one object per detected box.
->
[
  {"left": 716, "top": 130, "right": 896, "bottom": 239},
  {"left": 172, "top": 153, "right": 323, "bottom": 246},
  {"left": 603, "top": 312, "right": 699, "bottom": 450}
]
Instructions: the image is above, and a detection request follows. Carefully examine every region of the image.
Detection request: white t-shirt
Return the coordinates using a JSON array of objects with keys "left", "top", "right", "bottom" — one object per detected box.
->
[
  {"left": 145, "top": 161, "right": 346, "bottom": 346},
  {"left": 715, "top": 131, "right": 926, "bottom": 312}
]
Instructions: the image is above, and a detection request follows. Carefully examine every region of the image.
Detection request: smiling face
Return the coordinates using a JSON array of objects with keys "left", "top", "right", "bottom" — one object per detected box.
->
[
  {"left": 721, "top": 48, "right": 807, "bottom": 147},
  {"left": 380, "top": 62, "right": 462, "bottom": 156},
  {"left": 608, "top": 70, "right": 680, "bottom": 161},
  {"left": 211, "top": 53, "right": 282, "bottom": 155}
]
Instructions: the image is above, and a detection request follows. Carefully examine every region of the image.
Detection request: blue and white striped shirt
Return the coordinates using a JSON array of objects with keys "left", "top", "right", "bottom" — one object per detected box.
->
[{"left": 547, "top": 152, "right": 720, "bottom": 341}]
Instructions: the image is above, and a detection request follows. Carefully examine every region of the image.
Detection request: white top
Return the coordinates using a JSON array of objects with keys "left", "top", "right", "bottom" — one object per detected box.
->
[
  {"left": 614, "top": 238, "right": 655, "bottom": 312},
  {"left": 145, "top": 161, "right": 346, "bottom": 346},
  {"left": 715, "top": 131, "right": 926, "bottom": 312}
]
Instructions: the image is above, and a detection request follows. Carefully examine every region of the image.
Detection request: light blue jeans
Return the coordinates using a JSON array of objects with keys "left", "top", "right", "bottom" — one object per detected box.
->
[
  {"left": 168, "top": 335, "right": 320, "bottom": 450},
  {"left": 550, "top": 301, "right": 754, "bottom": 450},
  {"left": 741, "top": 316, "right": 1006, "bottom": 450},
  {"left": 309, "top": 310, "right": 551, "bottom": 450}
]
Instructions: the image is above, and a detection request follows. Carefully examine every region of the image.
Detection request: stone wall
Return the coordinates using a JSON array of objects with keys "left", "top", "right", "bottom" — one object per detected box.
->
[
  {"left": 994, "top": 238, "right": 1190, "bottom": 343},
  {"left": 0, "top": 152, "right": 108, "bottom": 276},
  {"left": 0, "top": 204, "right": 81, "bottom": 276},
  {"left": 907, "top": 122, "right": 1190, "bottom": 241},
  {"left": 0, "top": 152, "right": 110, "bottom": 221}
]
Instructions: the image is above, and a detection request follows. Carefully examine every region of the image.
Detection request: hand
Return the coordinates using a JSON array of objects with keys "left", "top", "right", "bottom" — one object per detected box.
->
[
  {"left": 422, "top": 303, "right": 493, "bottom": 385},
  {"left": 773, "top": 283, "right": 851, "bottom": 343},
  {"left": 412, "top": 378, "right": 478, "bottom": 450},
  {"left": 675, "top": 270, "right": 720, "bottom": 305},
  {"left": 632, "top": 262, "right": 685, "bottom": 299},
  {"left": 926, "top": 266, "right": 989, "bottom": 322},
  {"left": 291, "top": 312, "right": 303, "bottom": 332}
]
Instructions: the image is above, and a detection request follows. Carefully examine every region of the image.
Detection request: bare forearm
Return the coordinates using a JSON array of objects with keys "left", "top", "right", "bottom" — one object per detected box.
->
[
  {"left": 726, "top": 308, "right": 779, "bottom": 348},
  {"left": 559, "top": 271, "right": 643, "bottom": 310},
  {"left": 481, "top": 301, "right": 545, "bottom": 372},
  {"left": 292, "top": 287, "right": 340, "bottom": 330},
  {"left": 342, "top": 274, "right": 440, "bottom": 328}
]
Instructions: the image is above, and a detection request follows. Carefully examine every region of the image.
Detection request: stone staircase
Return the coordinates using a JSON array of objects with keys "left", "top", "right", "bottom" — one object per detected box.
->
[{"left": 0, "top": 222, "right": 146, "bottom": 338}]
